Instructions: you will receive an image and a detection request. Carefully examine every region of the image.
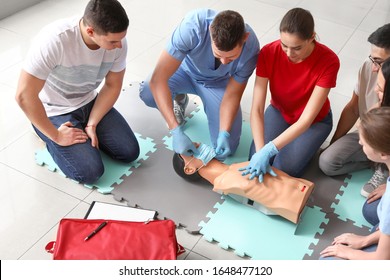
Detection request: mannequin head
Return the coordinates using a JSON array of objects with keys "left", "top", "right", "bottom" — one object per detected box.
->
[
  {"left": 172, "top": 153, "right": 203, "bottom": 181},
  {"left": 172, "top": 152, "right": 229, "bottom": 184}
]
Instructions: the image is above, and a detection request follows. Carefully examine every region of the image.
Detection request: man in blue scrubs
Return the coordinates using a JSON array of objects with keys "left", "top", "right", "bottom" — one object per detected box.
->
[{"left": 140, "top": 9, "right": 259, "bottom": 161}]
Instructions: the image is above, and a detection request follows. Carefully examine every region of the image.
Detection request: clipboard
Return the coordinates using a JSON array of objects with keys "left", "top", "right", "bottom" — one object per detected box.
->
[{"left": 84, "top": 201, "right": 157, "bottom": 222}]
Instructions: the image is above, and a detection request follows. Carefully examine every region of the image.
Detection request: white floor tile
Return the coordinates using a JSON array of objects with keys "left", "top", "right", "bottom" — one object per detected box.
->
[
  {"left": 333, "top": 55, "right": 366, "bottom": 98},
  {"left": 358, "top": 8, "right": 390, "bottom": 33},
  {"left": 0, "top": 163, "right": 81, "bottom": 259},
  {"left": 0, "top": 0, "right": 88, "bottom": 38},
  {"left": 339, "top": 29, "right": 371, "bottom": 61},
  {"left": 0, "top": 62, "right": 23, "bottom": 89},
  {"left": 83, "top": 189, "right": 131, "bottom": 205},
  {"left": 315, "top": 18, "right": 355, "bottom": 54},
  {"left": 183, "top": 251, "right": 210, "bottom": 260},
  {"left": 241, "top": 74, "right": 256, "bottom": 116},
  {"left": 211, "top": 0, "right": 287, "bottom": 36},
  {"left": 19, "top": 201, "right": 91, "bottom": 260},
  {"left": 257, "top": 0, "right": 303, "bottom": 10},
  {"left": 328, "top": 92, "right": 354, "bottom": 141},
  {"left": 175, "top": 228, "right": 203, "bottom": 253},
  {"left": 126, "top": 40, "right": 166, "bottom": 79},
  {"left": 124, "top": 6, "right": 188, "bottom": 38},
  {"left": 373, "top": 0, "right": 390, "bottom": 11},
  {"left": 0, "top": 132, "right": 94, "bottom": 200},
  {"left": 300, "top": 0, "right": 374, "bottom": 29},
  {"left": 0, "top": 84, "right": 30, "bottom": 150},
  {"left": 126, "top": 28, "right": 164, "bottom": 62},
  {"left": 0, "top": 28, "right": 28, "bottom": 72}
]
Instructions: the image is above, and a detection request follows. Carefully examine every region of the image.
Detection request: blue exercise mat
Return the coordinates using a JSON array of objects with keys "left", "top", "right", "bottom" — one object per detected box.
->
[
  {"left": 35, "top": 133, "right": 156, "bottom": 194},
  {"left": 199, "top": 195, "right": 328, "bottom": 259},
  {"left": 331, "top": 168, "right": 374, "bottom": 228}
]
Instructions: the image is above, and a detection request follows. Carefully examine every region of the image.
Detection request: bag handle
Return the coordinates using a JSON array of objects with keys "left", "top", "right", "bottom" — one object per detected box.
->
[
  {"left": 45, "top": 241, "right": 56, "bottom": 254},
  {"left": 177, "top": 244, "right": 186, "bottom": 256}
]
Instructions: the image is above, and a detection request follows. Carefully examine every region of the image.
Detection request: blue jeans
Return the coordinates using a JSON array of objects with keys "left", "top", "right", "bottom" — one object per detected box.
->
[
  {"left": 139, "top": 67, "right": 242, "bottom": 154},
  {"left": 34, "top": 99, "right": 140, "bottom": 184},
  {"left": 249, "top": 104, "right": 333, "bottom": 177},
  {"left": 362, "top": 198, "right": 380, "bottom": 226}
]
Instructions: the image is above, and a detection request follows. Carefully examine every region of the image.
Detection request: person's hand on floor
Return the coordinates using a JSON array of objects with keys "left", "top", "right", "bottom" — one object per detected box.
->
[
  {"left": 331, "top": 233, "right": 366, "bottom": 249},
  {"left": 320, "top": 243, "right": 356, "bottom": 260}
]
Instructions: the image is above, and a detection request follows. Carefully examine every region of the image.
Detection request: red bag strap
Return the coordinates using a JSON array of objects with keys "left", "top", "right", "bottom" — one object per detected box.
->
[{"left": 45, "top": 241, "right": 56, "bottom": 254}]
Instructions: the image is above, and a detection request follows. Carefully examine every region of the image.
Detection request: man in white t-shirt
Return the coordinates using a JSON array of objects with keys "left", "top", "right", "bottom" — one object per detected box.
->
[{"left": 15, "top": 0, "right": 139, "bottom": 184}]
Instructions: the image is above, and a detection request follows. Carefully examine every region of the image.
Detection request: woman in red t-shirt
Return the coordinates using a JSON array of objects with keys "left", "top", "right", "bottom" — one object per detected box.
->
[{"left": 241, "top": 7, "right": 340, "bottom": 180}]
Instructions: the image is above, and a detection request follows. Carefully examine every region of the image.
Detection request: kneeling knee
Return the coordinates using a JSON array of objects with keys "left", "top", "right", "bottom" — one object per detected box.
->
[
  {"left": 139, "top": 81, "right": 157, "bottom": 108},
  {"left": 118, "top": 145, "right": 140, "bottom": 163},
  {"left": 71, "top": 162, "right": 104, "bottom": 184},
  {"left": 318, "top": 152, "right": 337, "bottom": 176}
]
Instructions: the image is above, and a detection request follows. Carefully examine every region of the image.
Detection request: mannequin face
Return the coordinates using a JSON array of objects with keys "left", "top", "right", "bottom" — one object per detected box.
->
[
  {"left": 180, "top": 154, "right": 203, "bottom": 175},
  {"left": 172, "top": 153, "right": 204, "bottom": 182}
]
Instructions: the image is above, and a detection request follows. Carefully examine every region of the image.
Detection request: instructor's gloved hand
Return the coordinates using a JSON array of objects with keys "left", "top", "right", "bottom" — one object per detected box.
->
[
  {"left": 239, "top": 141, "right": 278, "bottom": 182},
  {"left": 215, "top": 130, "right": 231, "bottom": 161},
  {"left": 170, "top": 125, "right": 199, "bottom": 156}
]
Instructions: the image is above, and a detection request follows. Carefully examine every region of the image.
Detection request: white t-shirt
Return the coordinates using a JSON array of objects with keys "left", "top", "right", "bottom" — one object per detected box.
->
[
  {"left": 23, "top": 17, "right": 127, "bottom": 117},
  {"left": 354, "top": 59, "right": 379, "bottom": 118}
]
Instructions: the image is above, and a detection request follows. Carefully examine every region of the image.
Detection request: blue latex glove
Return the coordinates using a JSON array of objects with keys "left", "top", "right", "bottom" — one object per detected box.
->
[
  {"left": 240, "top": 141, "right": 278, "bottom": 182},
  {"left": 170, "top": 125, "right": 199, "bottom": 156},
  {"left": 215, "top": 130, "right": 231, "bottom": 161}
]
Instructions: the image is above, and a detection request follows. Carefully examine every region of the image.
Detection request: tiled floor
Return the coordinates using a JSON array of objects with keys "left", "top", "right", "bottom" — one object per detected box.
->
[{"left": 0, "top": 0, "right": 389, "bottom": 260}]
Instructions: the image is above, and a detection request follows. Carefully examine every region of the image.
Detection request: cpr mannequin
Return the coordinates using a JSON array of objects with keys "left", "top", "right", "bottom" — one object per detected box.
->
[{"left": 173, "top": 152, "right": 314, "bottom": 224}]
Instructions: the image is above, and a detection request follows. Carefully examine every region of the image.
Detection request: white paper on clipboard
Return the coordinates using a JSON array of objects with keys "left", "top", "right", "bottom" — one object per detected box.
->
[{"left": 85, "top": 201, "right": 157, "bottom": 222}]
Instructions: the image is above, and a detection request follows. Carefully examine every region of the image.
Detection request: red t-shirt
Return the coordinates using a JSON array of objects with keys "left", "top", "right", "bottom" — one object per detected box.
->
[{"left": 256, "top": 40, "right": 340, "bottom": 124}]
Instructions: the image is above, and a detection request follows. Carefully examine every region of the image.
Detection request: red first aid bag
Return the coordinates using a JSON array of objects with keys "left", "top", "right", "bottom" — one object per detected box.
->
[{"left": 45, "top": 218, "right": 184, "bottom": 260}]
